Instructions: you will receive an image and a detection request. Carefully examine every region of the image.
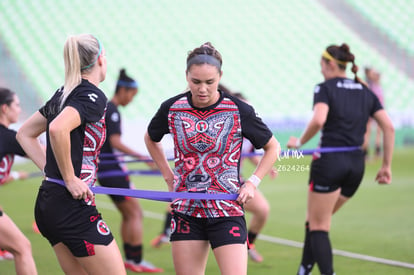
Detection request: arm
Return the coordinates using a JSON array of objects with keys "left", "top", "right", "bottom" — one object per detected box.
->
[
  {"left": 49, "top": 106, "right": 93, "bottom": 200},
  {"left": 287, "top": 102, "right": 329, "bottom": 148},
  {"left": 238, "top": 136, "right": 280, "bottom": 205},
  {"left": 372, "top": 109, "right": 394, "bottom": 184},
  {"left": 245, "top": 155, "right": 278, "bottom": 179},
  {"left": 16, "top": 111, "right": 47, "bottom": 171},
  {"left": 144, "top": 132, "right": 174, "bottom": 191},
  {"left": 109, "top": 134, "right": 157, "bottom": 168},
  {"left": 3, "top": 171, "right": 29, "bottom": 184}
]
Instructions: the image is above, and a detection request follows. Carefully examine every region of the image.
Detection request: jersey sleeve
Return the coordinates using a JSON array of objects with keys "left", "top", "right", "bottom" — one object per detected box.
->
[
  {"left": 369, "top": 89, "right": 384, "bottom": 116},
  {"left": 39, "top": 89, "right": 62, "bottom": 118},
  {"left": 4, "top": 129, "right": 26, "bottom": 156},
  {"left": 313, "top": 83, "right": 330, "bottom": 107},
  {"left": 147, "top": 99, "right": 173, "bottom": 142},
  {"left": 67, "top": 89, "right": 107, "bottom": 123},
  {"left": 105, "top": 105, "right": 122, "bottom": 137},
  {"left": 239, "top": 103, "right": 273, "bottom": 149}
]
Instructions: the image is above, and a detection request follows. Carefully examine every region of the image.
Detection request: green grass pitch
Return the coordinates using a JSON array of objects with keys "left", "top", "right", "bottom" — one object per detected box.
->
[{"left": 0, "top": 147, "right": 413, "bottom": 274}]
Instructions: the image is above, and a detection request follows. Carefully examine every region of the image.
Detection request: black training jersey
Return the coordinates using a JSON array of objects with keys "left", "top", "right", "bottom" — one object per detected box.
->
[
  {"left": 0, "top": 125, "right": 26, "bottom": 185},
  {"left": 39, "top": 79, "right": 107, "bottom": 187},
  {"left": 98, "top": 101, "right": 124, "bottom": 172},
  {"left": 147, "top": 90, "right": 273, "bottom": 218},
  {"left": 100, "top": 101, "right": 121, "bottom": 155},
  {"left": 313, "top": 77, "right": 383, "bottom": 147}
]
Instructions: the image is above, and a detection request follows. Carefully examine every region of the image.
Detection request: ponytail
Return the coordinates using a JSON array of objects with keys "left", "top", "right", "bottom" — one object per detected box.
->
[
  {"left": 115, "top": 68, "right": 138, "bottom": 94},
  {"left": 61, "top": 35, "right": 82, "bottom": 109},
  {"left": 60, "top": 34, "right": 101, "bottom": 109},
  {"left": 326, "top": 43, "right": 366, "bottom": 85}
]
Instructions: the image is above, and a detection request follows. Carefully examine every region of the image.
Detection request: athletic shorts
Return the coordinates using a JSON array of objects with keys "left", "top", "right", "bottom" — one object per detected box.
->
[
  {"left": 35, "top": 181, "right": 114, "bottom": 257},
  {"left": 170, "top": 211, "right": 247, "bottom": 249},
  {"left": 309, "top": 150, "right": 365, "bottom": 197},
  {"left": 97, "top": 169, "right": 130, "bottom": 202}
]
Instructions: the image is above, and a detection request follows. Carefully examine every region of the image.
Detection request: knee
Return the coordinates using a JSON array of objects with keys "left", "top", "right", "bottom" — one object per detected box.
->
[
  {"left": 10, "top": 237, "right": 33, "bottom": 257},
  {"left": 120, "top": 200, "right": 143, "bottom": 221}
]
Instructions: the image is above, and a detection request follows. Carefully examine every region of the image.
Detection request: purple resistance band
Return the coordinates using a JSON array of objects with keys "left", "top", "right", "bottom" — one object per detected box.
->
[
  {"left": 43, "top": 146, "right": 361, "bottom": 202},
  {"left": 45, "top": 177, "right": 238, "bottom": 202},
  {"left": 97, "top": 169, "right": 161, "bottom": 178}
]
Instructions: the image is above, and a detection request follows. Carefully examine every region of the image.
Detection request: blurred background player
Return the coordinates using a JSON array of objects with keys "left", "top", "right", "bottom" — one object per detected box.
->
[
  {"left": 363, "top": 66, "right": 385, "bottom": 159},
  {"left": 0, "top": 87, "right": 38, "bottom": 274},
  {"left": 97, "top": 68, "right": 163, "bottom": 273},
  {"left": 287, "top": 43, "right": 394, "bottom": 275}
]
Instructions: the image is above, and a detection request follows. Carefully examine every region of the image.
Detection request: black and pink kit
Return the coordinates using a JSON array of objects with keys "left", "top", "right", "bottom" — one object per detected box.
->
[
  {"left": 35, "top": 79, "right": 112, "bottom": 257},
  {"left": 0, "top": 124, "right": 26, "bottom": 185},
  {"left": 147, "top": 90, "right": 273, "bottom": 218}
]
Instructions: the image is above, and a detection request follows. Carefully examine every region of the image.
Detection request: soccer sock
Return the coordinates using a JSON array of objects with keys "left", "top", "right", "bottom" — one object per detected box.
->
[
  {"left": 297, "top": 222, "right": 314, "bottom": 275},
  {"left": 124, "top": 243, "right": 142, "bottom": 264},
  {"left": 310, "top": 230, "right": 334, "bottom": 275},
  {"left": 248, "top": 231, "right": 258, "bottom": 248},
  {"left": 163, "top": 212, "right": 173, "bottom": 236}
]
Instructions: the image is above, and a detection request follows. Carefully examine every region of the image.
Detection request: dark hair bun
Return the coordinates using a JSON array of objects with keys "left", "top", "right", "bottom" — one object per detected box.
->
[
  {"left": 119, "top": 68, "right": 127, "bottom": 79},
  {"left": 339, "top": 43, "right": 350, "bottom": 53}
]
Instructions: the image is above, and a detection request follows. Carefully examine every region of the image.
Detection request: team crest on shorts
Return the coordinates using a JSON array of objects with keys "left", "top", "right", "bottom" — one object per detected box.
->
[
  {"left": 97, "top": 220, "right": 111, "bottom": 236},
  {"left": 170, "top": 217, "right": 176, "bottom": 234}
]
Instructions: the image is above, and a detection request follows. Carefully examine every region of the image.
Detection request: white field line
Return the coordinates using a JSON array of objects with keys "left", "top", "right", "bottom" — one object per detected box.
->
[{"left": 97, "top": 201, "right": 414, "bottom": 270}]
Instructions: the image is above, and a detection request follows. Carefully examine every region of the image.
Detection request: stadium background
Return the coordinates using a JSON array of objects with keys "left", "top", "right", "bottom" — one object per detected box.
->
[
  {"left": 0, "top": 1, "right": 413, "bottom": 274},
  {"left": 0, "top": 0, "right": 413, "bottom": 154}
]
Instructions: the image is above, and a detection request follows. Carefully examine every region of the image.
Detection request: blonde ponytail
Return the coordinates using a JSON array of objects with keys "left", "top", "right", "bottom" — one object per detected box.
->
[
  {"left": 60, "top": 34, "right": 101, "bottom": 109},
  {"left": 61, "top": 35, "right": 82, "bottom": 109}
]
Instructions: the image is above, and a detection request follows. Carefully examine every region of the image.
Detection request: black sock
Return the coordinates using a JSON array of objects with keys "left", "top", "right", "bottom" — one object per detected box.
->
[
  {"left": 310, "top": 230, "right": 334, "bottom": 275},
  {"left": 297, "top": 222, "right": 314, "bottom": 275},
  {"left": 124, "top": 243, "right": 142, "bottom": 264},
  {"left": 248, "top": 231, "right": 258, "bottom": 248},
  {"left": 163, "top": 212, "right": 172, "bottom": 235}
]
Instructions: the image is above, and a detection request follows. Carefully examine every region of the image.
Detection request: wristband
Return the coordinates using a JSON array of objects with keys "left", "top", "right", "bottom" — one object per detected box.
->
[
  {"left": 10, "top": 171, "right": 20, "bottom": 180},
  {"left": 296, "top": 138, "right": 302, "bottom": 148},
  {"left": 247, "top": 174, "right": 261, "bottom": 187}
]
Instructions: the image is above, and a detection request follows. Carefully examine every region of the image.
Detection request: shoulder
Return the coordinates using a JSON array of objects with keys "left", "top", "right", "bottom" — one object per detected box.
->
[
  {"left": 221, "top": 92, "right": 254, "bottom": 113},
  {"left": 68, "top": 80, "right": 107, "bottom": 111},
  {"left": 160, "top": 91, "right": 190, "bottom": 110},
  {"left": 0, "top": 125, "right": 15, "bottom": 137},
  {"left": 73, "top": 80, "right": 107, "bottom": 102}
]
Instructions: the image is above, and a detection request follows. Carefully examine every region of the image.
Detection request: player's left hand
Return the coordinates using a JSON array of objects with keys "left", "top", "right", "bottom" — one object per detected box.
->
[{"left": 237, "top": 181, "right": 255, "bottom": 205}]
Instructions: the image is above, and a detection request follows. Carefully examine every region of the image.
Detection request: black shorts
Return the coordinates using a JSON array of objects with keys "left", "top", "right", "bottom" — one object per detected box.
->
[
  {"left": 35, "top": 181, "right": 114, "bottom": 257},
  {"left": 170, "top": 211, "right": 247, "bottom": 249},
  {"left": 97, "top": 169, "right": 131, "bottom": 202},
  {"left": 309, "top": 151, "right": 365, "bottom": 197}
]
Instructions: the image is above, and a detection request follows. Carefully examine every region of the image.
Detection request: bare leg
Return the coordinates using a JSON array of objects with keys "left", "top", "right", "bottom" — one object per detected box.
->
[
  {"left": 213, "top": 243, "right": 248, "bottom": 275},
  {"left": 172, "top": 240, "right": 209, "bottom": 275},
  {"left": 244, "top": 190, "right": 270, "bottom": 234},
  {"left": 115, "top": 198, "right": 143, "bottom": 245},
  {"left": 0, "top": 212, "right": 37, "bottom": 275}
]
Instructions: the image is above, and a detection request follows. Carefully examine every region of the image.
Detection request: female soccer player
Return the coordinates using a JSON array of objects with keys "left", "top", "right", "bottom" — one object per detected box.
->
[
  {"left": 17, "top": 34, "right": 126, "bottom": 274},
  {"left": 97, "top": 68, "right": 162, "bottom": 273},
  {"left": 145, "top": 42, "right": 280, "bottom": 275},
  {"left": 364, "top": 66, "right": 385, "bottom": 159},
  {"left": 0, "top": 87, "right": 37, "bottom": 275},
  {"left": 287, "top": 43, "right": 394, "bottom": 275}
]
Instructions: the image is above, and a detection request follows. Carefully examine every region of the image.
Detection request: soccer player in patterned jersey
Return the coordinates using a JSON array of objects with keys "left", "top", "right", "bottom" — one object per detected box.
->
[
  {"left": 150, "top": 87, "right": 278, "bottom": 264},
  {"left": 0, "top": 88, "right": 38, "bottom": 274},
  {"left": 145, "top": 42, "right": 281, "bottom": 275},
  {"left": 287, "top": 43, "right": 394, "bottom": 275},
  {"left": 97, "top": 68, "right": 162, "bottom": 273},
  {"left": 17, "top": 34, "right": 126, "bottom": 274}
]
